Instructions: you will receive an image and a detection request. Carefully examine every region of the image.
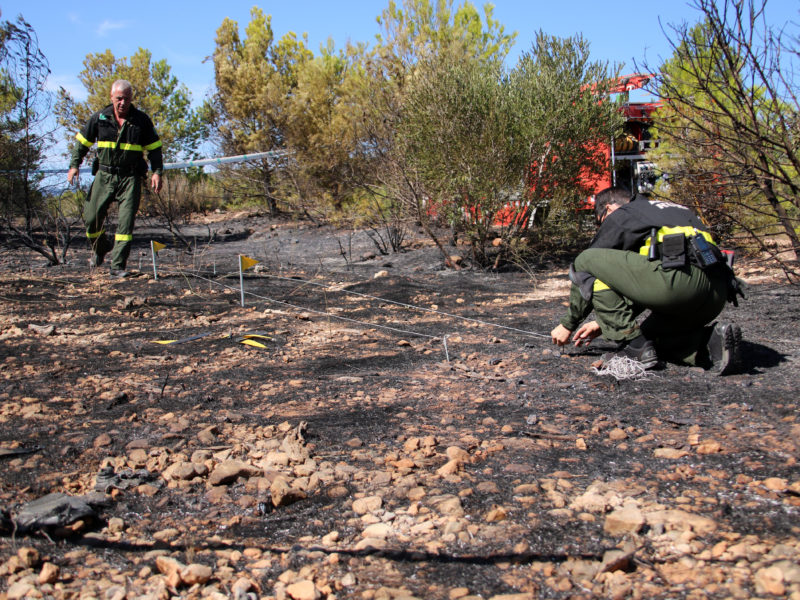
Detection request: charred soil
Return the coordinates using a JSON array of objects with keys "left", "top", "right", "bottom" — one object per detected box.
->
[{"left": 1, "top": 215, "right": 799, "bottom": 599}]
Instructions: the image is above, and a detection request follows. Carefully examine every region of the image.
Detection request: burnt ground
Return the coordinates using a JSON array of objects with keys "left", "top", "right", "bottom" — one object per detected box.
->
[{"left": 1, "top": 213, "right": 799, "bottom": 599}]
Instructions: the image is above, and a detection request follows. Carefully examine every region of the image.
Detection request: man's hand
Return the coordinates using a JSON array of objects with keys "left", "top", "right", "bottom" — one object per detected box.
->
[
  {"left": 67, "top": 167, "right": 79, "bottom": 185},
  {"left": 150, "top": 173, "right": 162, "bottom": 193},
  {"left": 551, "top": 324, "right": 572, "bottom": 346},
  {"left": 571, "top": 320, "right": 601, "bottom": 346}
]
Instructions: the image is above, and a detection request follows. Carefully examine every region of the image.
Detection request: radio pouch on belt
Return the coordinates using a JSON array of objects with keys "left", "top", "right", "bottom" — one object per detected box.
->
[
  {"left": 660, "top": 233, "right": 687, "bottom": 269},
  {"left": 689, "top": 234, "right": 720, "bottom": 269},
  {"left": 91, "top": 157, "right": 99, "bottom": 176}
]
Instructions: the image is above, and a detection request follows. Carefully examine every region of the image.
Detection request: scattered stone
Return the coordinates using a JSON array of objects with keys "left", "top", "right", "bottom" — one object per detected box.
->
[
  {"left": 287, "top": 579, "right": 319, "bottom": 600},
  {"left": 155, "top": 555, "right": 184, "bottom": 582},
  {"left": 17, "top": 546, "right": 40, "bottom": 568},
  {"left": 271, "top": 476, "right": 307, "bottom": 507},
  {"left": 763, "top": 477, "right": 788, "bottom": 491},
  {"left": 362, "top": 522, "right": 392, "bottom": 539},
  {"left": 645, "top": 509, "right": 717, "bottom": 535},
  {"left": 446, "top": 446, "right": 470, "bottom": 462},
  {"left": 352, "top": 495, "right": 382, "bottom": 514},
  {"left": 197, "top": 426, "right": 218, "bottom": 445},
  {"left": 205, "top": 487, "right": 232, "bottom": 504},
  {"left": 600, "top": 548, "right": 635, "bottom": 573},
  {"left": 38, "top": 561, "right": 59, "bottom": 584},
  {"left": 695, "top": 440, "right": 722, "bottom": 454},
  {"left": 181, "top": 562, "right": 213, "bottom": 585},
  {"left": 436, "top": 459, "right": 461, "bottom": 476},
  {"left": 485, "top": 506, "right": 507, "bottom": 522},
  {"left": 754, "top": 565, "right": 785, "bottom": 596},
  {"left": 653, "top": 448, "right": 690, "bottom": 459},
  {"left": 431, "top": 495, "right": 464, "bottom": 517},
  {"left": 6, "top": 582, "right": 34, "bottom": 600},
  {"left": 604, "top": 506, "right": 644, "bottom": 535},
  {"left": 208, "top": 460, "right": 261, "bottom": 486},
  {"left": 153, "top": 527, "right": 180, "bottom": 542},
  {"left": 107, "top": 517, "right": 125, "bottom": 533},
  {"left": 608, "top": 428, "right": 627, "bottom": 441},
  {"left": 93, "top": 433, "right": 113, "bottom": 448}
]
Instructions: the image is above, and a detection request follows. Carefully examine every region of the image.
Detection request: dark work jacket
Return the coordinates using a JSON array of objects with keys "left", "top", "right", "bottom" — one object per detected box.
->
[
  {"left": 69, "top": 104, "right": 163, "bottom": 174},
  {"left": 562, "top": 197, "right": 719, "bottom": 328},
  {"left": 589, "top": 195, "right": 709, "bottom": 252}
]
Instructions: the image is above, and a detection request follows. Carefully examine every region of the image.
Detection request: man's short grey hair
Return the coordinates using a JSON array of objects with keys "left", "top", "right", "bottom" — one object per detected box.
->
[{"left": 111, "top": 80, "right": 133, "bottom": 95}]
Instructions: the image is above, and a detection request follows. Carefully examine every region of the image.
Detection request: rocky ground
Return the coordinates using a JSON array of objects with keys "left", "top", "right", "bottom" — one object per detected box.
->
[{"left": 1, "top": 215, "right": 799, "bottom": 600}]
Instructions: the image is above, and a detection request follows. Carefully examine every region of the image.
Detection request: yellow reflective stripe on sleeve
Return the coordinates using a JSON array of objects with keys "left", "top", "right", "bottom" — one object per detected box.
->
[
  {"left": 115, "top": 233, "right": 133, "bottom": 242},
  {"left": 593, "top": 279, "right": 610, "bottom": 292},
  {"left": 639, "top": 227, "right": 716, "bottom": 256},
  {"left": 86, "top": 230, "right": 104, "bottom": 239},
  {"left": 144, "top": 140, "right": 162, "bottom": 151},
  {"left": 76, "top": 133, "right": 93, "bottom": 148}
]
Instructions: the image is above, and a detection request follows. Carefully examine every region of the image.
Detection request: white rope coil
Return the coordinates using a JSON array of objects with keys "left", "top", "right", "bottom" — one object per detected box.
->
[{"left": 592, "top": 355, "right": 656, "bottom": 380}]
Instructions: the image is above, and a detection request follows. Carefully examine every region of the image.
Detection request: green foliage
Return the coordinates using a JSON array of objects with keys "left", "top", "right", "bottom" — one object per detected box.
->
[
  {"left": 198, "top": 1, "right": 618, "bottom": 267},
  {"left": 375, "top": 0, "right": 516, "bottom": 65},
  {"left": 342, "top": 0, "right": 521, "bottom": 262},
  {"left": 390, "top": 29, "right": 621, "bottom": 264},
  {"left": 281, "top": 42, "right": 367, "bottom": 213},
  {"left": 206, "top": 8, "right": 315, "bottom": 215},
  {"left": 400, "top": 49, "right": 516, "bottom": 251},
  {"left": 511, "top": 33, "right": 622, "bottom": 206}
]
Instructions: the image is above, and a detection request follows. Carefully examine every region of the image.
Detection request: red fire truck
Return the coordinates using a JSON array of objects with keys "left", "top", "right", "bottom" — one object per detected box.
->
[
  {"left": 587, "top": 72, "right": 662, "bottom": 203},
  {"left": 490, "top": 73, "right": 662, "bottom": 228}
]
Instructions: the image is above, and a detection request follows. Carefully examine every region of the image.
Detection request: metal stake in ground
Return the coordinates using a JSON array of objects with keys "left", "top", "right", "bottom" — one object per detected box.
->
[
  {"left": 151, "top": 240, "right": 166, "bottom": 279},
  {"left": 239, "top": 254, "right": 259, "bottom": 307}
]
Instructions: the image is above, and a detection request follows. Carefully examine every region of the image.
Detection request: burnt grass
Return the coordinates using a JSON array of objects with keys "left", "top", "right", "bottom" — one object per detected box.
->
[{"left": 1, "top": 214, "right": 799, "bottom": 599}]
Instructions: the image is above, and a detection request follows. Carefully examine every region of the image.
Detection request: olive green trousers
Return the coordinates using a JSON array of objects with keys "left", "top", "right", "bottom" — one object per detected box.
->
[
  {"left": 570, "top": 248, "right": 728, "bottom": 366},
  {"left": 84, "top": 171, "right": 141, "bottom": 270}
]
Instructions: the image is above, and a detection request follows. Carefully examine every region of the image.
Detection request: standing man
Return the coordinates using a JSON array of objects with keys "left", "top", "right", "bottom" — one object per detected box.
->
[
  {"left": 550, "top": 186, "right": 744, "bottom": 374},
  {"left": 67, "top": 80, "right": 163, "bottom": 277}
]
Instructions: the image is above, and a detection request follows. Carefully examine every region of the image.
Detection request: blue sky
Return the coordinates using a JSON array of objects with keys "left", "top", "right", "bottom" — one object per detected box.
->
[
  {"left": 5, "top": 0, "right": 795, "bottom": 102},
  {"left": 1, "top": 0, "right": 797, "bottom": 166}
]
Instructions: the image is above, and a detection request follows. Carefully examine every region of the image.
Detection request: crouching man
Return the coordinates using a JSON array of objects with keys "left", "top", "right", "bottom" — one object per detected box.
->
[{"left": 550, "top": 186, "right": 743, "bottom": 374}]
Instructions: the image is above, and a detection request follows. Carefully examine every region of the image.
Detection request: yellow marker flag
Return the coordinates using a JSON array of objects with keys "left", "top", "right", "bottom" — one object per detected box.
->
[
  {"left": 152, "top": 241, "right": 167, "bottom": 253},
  {"left": 240, "top": 255, "right": 259, "bottom": 271},
  {"left": 240, "top": 339, "right": 268, "bottom": 349}
]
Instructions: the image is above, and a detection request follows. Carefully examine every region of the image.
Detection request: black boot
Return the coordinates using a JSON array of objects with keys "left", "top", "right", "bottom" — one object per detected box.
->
[
  {"left": 707, "top": 322, "right": 742, "bottom": 375},
  {"left": 604, "top": 334, "right": 659, "bottom": 369}
]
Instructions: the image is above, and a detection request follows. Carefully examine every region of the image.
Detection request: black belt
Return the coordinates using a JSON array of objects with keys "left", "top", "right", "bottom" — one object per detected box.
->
[{"left": 98, "top": 163, "right": 137, "bottom": 177}]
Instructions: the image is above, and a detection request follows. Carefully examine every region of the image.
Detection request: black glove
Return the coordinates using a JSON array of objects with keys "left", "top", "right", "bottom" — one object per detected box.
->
[{"left": 727, "top": 275, "right": 747, "bottom": 306}]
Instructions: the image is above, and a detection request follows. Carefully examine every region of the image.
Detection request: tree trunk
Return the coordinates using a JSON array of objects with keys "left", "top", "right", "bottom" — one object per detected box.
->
[{"left": 262, "top": 167, "right": 278, "bottom": 217}]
